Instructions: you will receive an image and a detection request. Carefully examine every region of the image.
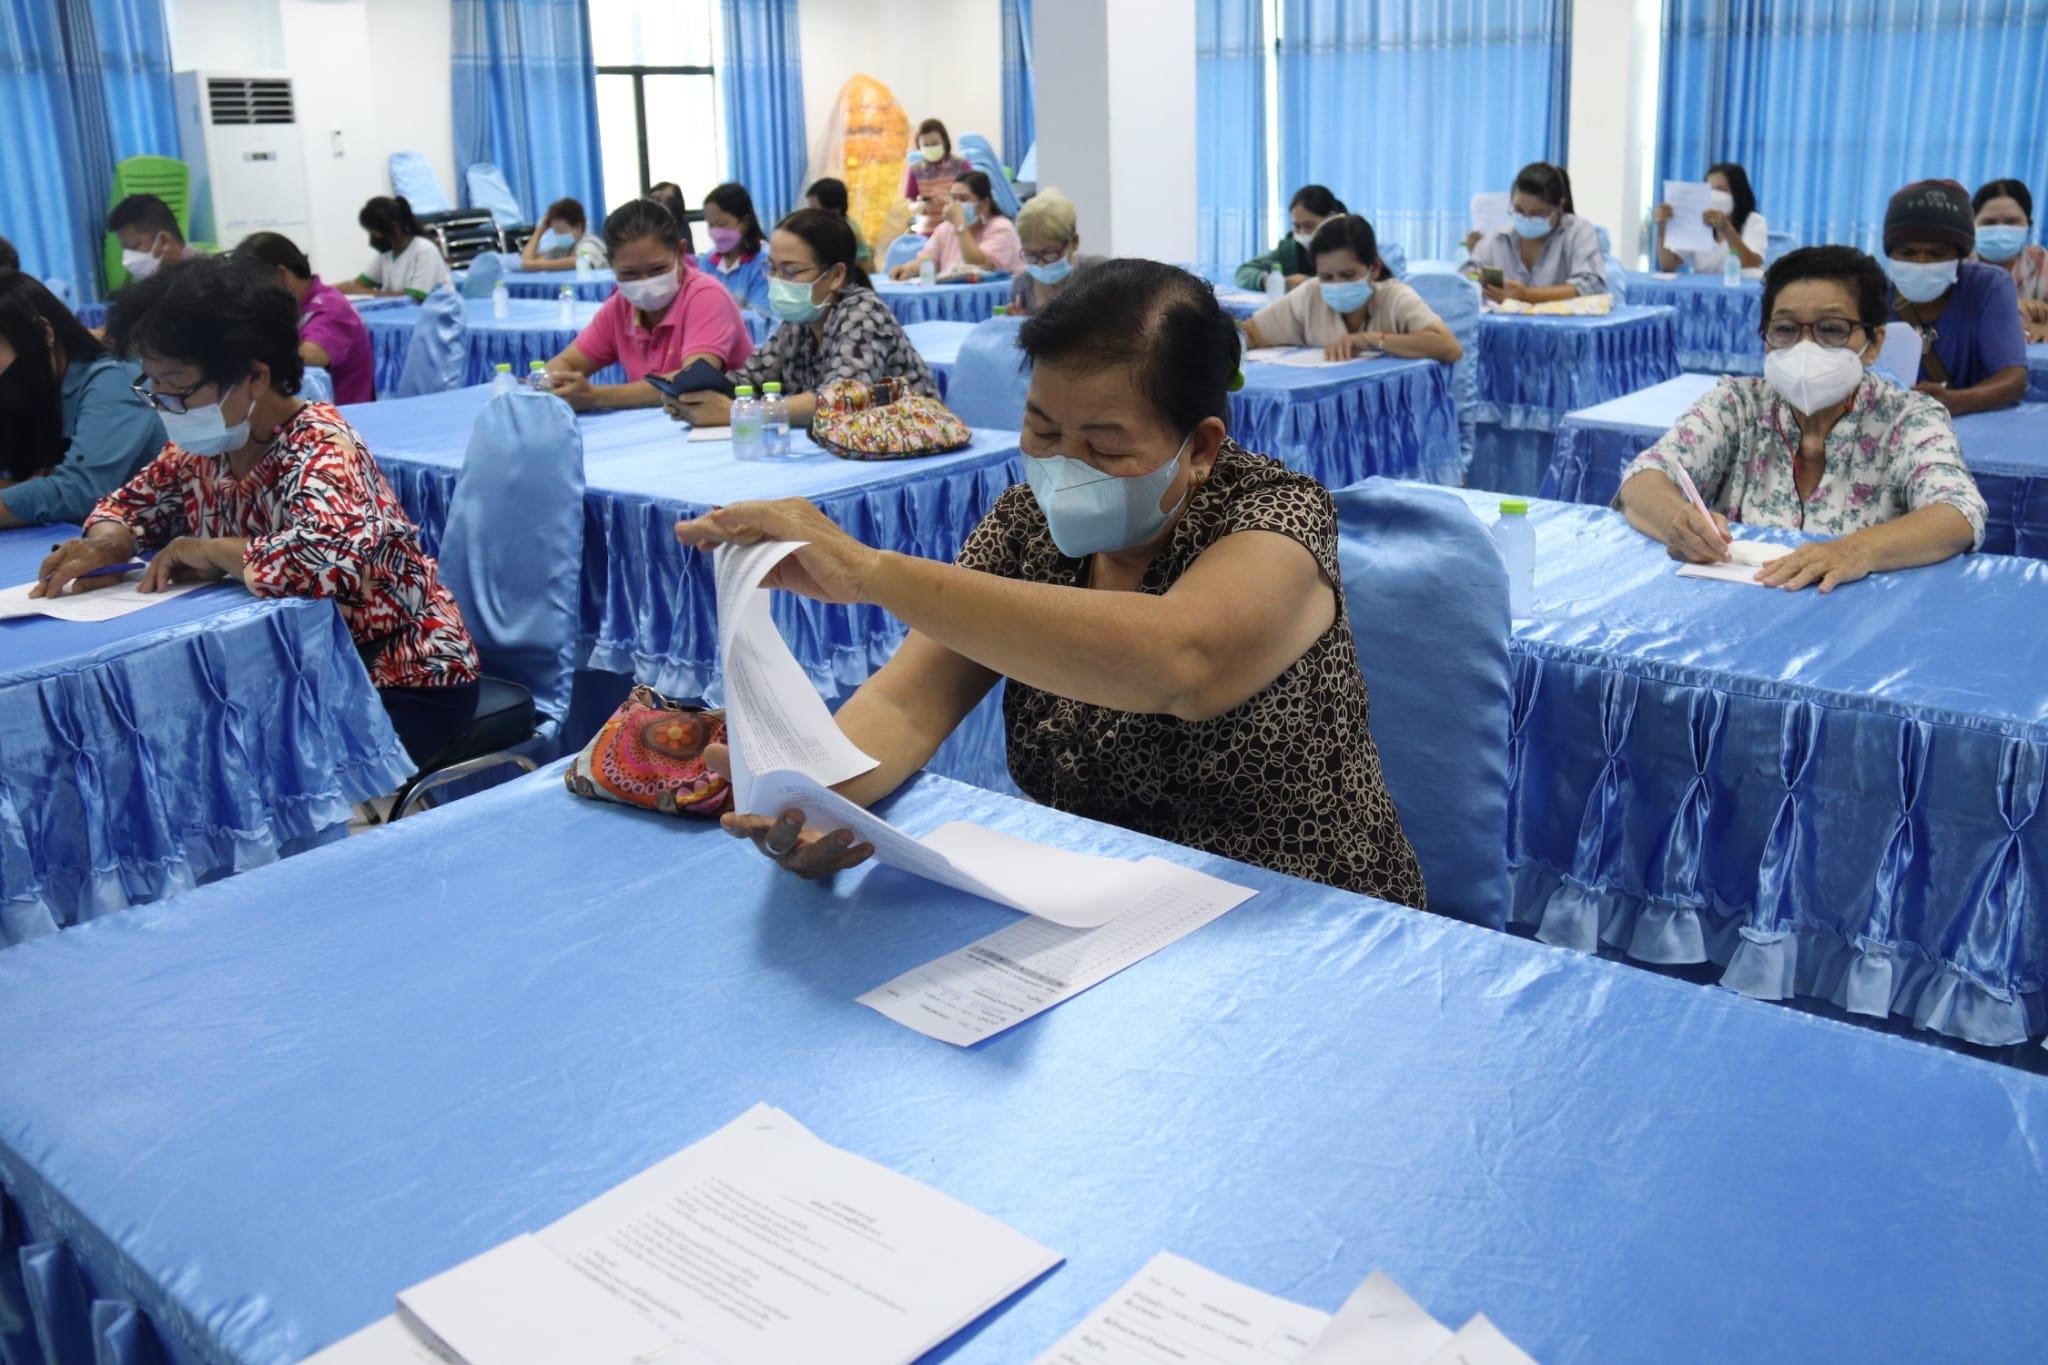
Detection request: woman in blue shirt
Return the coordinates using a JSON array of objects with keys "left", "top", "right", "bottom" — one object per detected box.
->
[
  {"left": 1882, "top": 179, "right": 2027, "bottom": 415},
  {"left": 701, "top": 182, "right": 772, "bottom": 314},
  {"left": 0, "top": 272, "right": 164, "bottom": 528}
]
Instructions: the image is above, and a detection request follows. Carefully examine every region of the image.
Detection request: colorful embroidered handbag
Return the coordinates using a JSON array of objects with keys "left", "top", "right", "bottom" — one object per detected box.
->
[
  {"left": 807, "top": 377, "right": 973, "bottom": 461},
  {"left": 563, "top": 686, "right": 732, "bottom": 817}
]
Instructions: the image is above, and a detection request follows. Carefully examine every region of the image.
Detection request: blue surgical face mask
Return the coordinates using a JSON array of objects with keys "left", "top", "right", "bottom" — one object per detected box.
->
[
  {"left": 1976, "top": 226, "right": 2029, "bottom": 263},
  {"left": 1888, "top": 257, "right": 1959, "bottom": 305},
  {"left": 539, "top": 228, "right": 571, "bottom": 251},
  {"left": 1026, "top": 255, "right": 1072, "bottom": 286},
  {"left": 159, "top": 376, "right": 256, "bottom": 457},
  {"left": 1511, "top": 212, "right": 1554, "bottom": 240},
  {"left": 1320, "top": 278, "right": 1372, "bottom": 314},
  {"left": 958, "top": 203, "right": 979, "bottom": 228},
  {"left": 1023, "top": 433, "right": 1192, "bottom": 558},
  {"left": 768, "top": 275, "right": 828, "bottom": 323}
]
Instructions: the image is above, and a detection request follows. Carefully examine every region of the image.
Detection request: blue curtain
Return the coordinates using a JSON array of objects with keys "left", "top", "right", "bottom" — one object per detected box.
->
[
  {"left": 1197, "top": 0, "right": 1267, "bottom": 280},
  {"left": 720, "top": 0, "right": 807, "bottom": 226},
  {"left": 1659, "top": 0, "right": 2048, "bottom": 255},
  {"left": 452, "top": 0, "right": 605, "bottom": 227},
  {"left": 1278, "top": 0, "right": 1572, "bottom": 263},
  {"left": 0, "top": 0, "right": 174, "bottom": 298},
  {"left": 1001, "top": 0, "right": 1034, "bottom": 173}
]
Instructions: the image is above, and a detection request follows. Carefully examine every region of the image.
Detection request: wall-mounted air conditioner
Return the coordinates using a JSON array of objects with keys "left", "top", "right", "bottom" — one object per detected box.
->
[{"left": 174, "top": 71, "right": 313, "bottom": 247}]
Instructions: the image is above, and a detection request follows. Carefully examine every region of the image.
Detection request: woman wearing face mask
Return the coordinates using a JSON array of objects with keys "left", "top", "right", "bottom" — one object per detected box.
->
[
  {"left": 701, "top": 183, "right": 772, "bottom": 314},
  {"left": 1241, "top": 214, "right": 1462, "bottom": 363},
  {"left": 1882, "top": 179, "right": 2027, "bottom": 416},
  {"left": 1654, "top": 162, "right": 1766, "bottom": 275},
  {"left": 672, "top": 259, "right": 1427, "bottom": 906},
  {"left": 1467, "top": 162, "right": 1605, "bottom": 303},
  {"left": 665, "top": 210, "right": 934, "bottom": 430},
  {"left": 0, "top": 271, "right": 165, "bottom": 528},
  {"left": 889, "top": 172, "right": 1021, "bottom": 281},
  {"left": 1008, "top": 189, "right": 1100, "bottom": 316},
  {"left": 335, "top": 197, "right": 451, "bottom": 302},
  {"left": 1615, "top": 246, "right": 1985, "bottom": 593},
  {"left": 544, "top": 200, "right": 753, "bottom": 413},
  {"left": 900, "top": 118, "right": 971, "bottom": 207},
  {"left": 517, "top": 197, "right": 608, "bottom": 274},
  {"left": 1970, "top": 178, "right": 2048, "bottom": 344},
  {"left": 35, "top": 257, "right": 481, "bottom": 763},
  {"left": 1233, "top": 185, "right": 1347, "bottom": 292}
]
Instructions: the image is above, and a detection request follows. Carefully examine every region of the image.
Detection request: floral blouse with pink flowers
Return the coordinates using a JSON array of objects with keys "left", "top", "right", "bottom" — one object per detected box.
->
[{"left": 1618, "top": 374, "right": 1987, "bottom": 548}]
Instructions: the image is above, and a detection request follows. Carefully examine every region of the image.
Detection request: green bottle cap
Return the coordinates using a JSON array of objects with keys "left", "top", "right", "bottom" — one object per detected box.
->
[
  {"left": 763, "top": 382, "right": 783, "bottom": 395},
  {"left": 1499, "top": 498, "right": 1529, "bottom": 515},
  {"left": 735, "top": 385, "right": 755, "bottom": 398},
  {"left": 494, "top": 362, "right": 511, "bottom": 373},
  {"left": 528, "top": 360, "right": 546, "bottom": 370}
]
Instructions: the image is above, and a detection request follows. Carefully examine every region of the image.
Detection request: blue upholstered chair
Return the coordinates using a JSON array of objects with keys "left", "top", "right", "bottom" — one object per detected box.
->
[
  {"left": 1403, "top": 269, "right": 1481, "bottom": 475},
  {"left": 393, "top": 285, "right": 468, "bottom": 398},
  {"left": 391, "top": 390, "right": 585, "bottom": 816},
  {"left": 1765, "top": 229, "right": 1799, "bottom": 267},
  {"left": 885, "top": 232, "right": 927, "bottom": 272},
  {"left": 943, "top": 314, "right": 1031, "bottom": 432},
  {"left": 298, "top": 367, "right": 334, "bottom": 403},
  {"left": 464, "top": 163, "right": 526, "bottom": 230},
  {"left": 1333, "top": 478, "right": 1513, "bottom": 927},
  {"left": 460, "top": 251, "right": 504, "bottom": 300},
  {"left": 387, "top": 151, "right": 453, "bottom": 214}
]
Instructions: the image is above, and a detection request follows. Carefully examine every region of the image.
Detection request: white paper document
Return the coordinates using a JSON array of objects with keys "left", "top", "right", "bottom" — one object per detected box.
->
[
  {"left": 1676, "top": 539, "right": 1792, "bottom": 585},
  {"left": 714, "top": 541, "right": 1255, "bottom": 931},
  {"left": 1299, "top": 1270, "right": 1454, "bottom": 1364},
  {"left": 1243, "top": 345, "right": 1380, "bottom": 369},
  {"left": 1417, "top": 1314, "right": 1538, "bottom": 1365},
  {"left": 1030, "top": 1251, "right": 1331, "bottom": 1365},
  {"left": 687, "top": 424, "right": 731, "bottom": 442},
  {"left": 536, "top": 1103, "right": 1061, "bottom": 1365},
  {"left": 0, "top": 575, "right": 207, "bottom": 622},
  {"left": 297, "top": 1316, "right": 452, "bottom": 1365},
  {"left": 858, "top": 857, "right": 1256, "bottom": 1045},
  {"left": 1469, "top": 191, "right": 1512, "bottom": 238},
  {"left": 397, "top": 1235, "right": 684, "bottom": 1365},
  {"left": 1662, "top": 180, "right": 1728, "bottom": 254}
]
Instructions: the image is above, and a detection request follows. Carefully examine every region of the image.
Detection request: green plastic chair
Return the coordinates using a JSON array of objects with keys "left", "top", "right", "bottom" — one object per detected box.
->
[{"left": 104, "top": 155, "right": 193, "bottom": 291}]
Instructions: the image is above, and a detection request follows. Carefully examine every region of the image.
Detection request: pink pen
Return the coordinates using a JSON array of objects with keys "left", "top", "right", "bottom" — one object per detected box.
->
[{"left": 1667, "top": 462, "right": 1730, "bottom": 554}]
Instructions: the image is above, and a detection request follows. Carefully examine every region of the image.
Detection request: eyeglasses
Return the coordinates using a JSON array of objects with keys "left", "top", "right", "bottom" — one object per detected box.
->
[
  {"left": 1762, "top": 318, "right": 1867, "bottom": 351},
  {"left": 130, "top": 374, "right": 215, "bottom": 414},
  {"left": 1021, "top": 243, "right": 1072, "bottom": 267},
  {"left": 768, "top": 262, "right": 824, "bottom": 282}
]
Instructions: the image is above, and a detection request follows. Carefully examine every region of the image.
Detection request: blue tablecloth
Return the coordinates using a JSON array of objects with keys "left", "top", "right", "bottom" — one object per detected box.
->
[
  {"left": 359, "top": 298, "right": 623, "bottom": 395},
  {"left": 4, "top": 766, "right": 2047, "bottom": 1365},
  {"left": 1542, "top": 375, "right": 2048, "bottom": 560},
  {"left": 2027, "top": 342, "right": 2047, "bottom": 401},
  {"left": 1619, "top": 273, "right": 1764, "bottom": 375},
  {"left": 466, "top": 267, "right": 617, "bottom": 303},
  {"left": 1213, "top": 285, "right": 1269, "bottom": 320},
  {"left": 1470, "top": 305, "right": 1681, "bottom": 495},
  {"left": 0, "top": 527, "right": 411, "bottom": 947},
  {"left": 1231, "top": 357, "right": 1462, "bottom": 487},
  {"left": 1436, "top": 488, "right": 2048, "bottom": 1046},
  {"left": 872, "top": 277, "right": 1013, "bottom": 325},
  {"left": 342, "top": 387, "right": 1023, "bottom": 702}
]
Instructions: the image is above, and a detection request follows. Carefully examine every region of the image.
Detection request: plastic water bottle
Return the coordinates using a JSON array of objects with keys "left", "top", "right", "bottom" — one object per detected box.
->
[
  {"left": 575, "top": 251, "right": 593, "bottom": 283},
  {"left": 760, "top": 381, "right": 790, "bottom": 456},
  {"left": 1723, "top": 250, "right": 1742, "bottom": 289},
  {"left": 1493, "top": 497, "right": 1534, "bottom": 617},
  {"left": 731, "top": 385, "right": 763, "bottom": 460},
  {"left": 491, "top": 362, "right": 516, "bottom": 396},
  {"left": 491, "top": 279, "right": 510, "bottom": 319},
  {"left": 557, "top": 284, "right": 575, "bottom": 325},
  {"left": 919, "top": 257, "right": 936, "bottom": 288},
  {"left": 526, "top": 360, "right": 551, "bottom": 391},
  {"left": 1265, "top": 268, "right": 1286, "bottom": 299}
]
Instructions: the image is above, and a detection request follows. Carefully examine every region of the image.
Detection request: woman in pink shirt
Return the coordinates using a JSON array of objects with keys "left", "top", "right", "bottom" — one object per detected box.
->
[
  {"left": 545, "top": 200, "right": 755, "bottom": 411},
  {"left": 233, "top": 232, "right": 376, "bottom": 405},
  {"left": 889, "top": 171, "right": 1021, "bottom": 280}
]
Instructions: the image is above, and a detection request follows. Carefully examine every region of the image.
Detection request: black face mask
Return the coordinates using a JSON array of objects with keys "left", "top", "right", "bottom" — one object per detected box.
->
[{"left": 369, "top": 234, "right": 393, "bottom": 254}]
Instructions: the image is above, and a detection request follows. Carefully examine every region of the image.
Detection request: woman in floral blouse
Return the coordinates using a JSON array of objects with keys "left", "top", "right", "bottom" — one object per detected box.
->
[
  {"left": 35, "top": 255, "right": 481, "bottom": 763},
  {"left": 1616, "top": 245, "right": 1985, "bottom": 593},
  {"left": 664, "top": 209, "right": 936, "bottom": 430}
]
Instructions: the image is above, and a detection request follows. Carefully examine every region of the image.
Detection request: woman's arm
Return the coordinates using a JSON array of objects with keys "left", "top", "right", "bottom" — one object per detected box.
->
[
  {"left": 1654, "top": 206, "right": 1683, "bottom": 272},
  {"left": 822, "top": 631, "right": 1001, "bottom": 807},
  {"left": 1490, "top": 281, "right": 1579, "bottom": 305},
  {"left": 1374, "top": 320, "right": 1462, "bottom": 363},
  {"left": 1926, "top": 364, "right": 2027, "bottom": 416},
  {"left": 1723, "top": 217, "right": 1765, "bottom": 270},
  {"left": 300, "top": 339, "right": 331, "bottom": 368},
  {"left": 1617, "top": 467, "right": 1733, "bottom": 563},
  {"left": 1755, "top": 503, "right": 1976, "bottom": 592}
]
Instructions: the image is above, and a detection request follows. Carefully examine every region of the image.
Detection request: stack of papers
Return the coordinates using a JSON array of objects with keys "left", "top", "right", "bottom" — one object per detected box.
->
[
  {"left": 1675, "top": 539, "right": 1792, "bottom": 585},
  {"left": 1242, "top": 345, "right": 1380, "bottom": 368},
  {"left": 1035, "top": 1252, "right": 1539, "bottom": 1365},
  {"left": 714, "top": 541, "right": 1257, "bottom": 1043},
  {"left": 305, "top": 1104, "right": 1063, "bottom": 1365},
  {"left": 0, "top": 575, "right": 207, "bottom": 622}
]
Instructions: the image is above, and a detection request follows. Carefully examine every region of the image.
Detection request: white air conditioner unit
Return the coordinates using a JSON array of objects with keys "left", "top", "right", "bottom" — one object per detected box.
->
[{"left": 173, "top": 70, "right": 312, "bottom": 247}]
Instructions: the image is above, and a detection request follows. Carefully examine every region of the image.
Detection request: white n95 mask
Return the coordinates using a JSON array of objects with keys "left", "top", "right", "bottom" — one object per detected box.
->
[{"left": 1764, "top": 340, "right": 1863, "bottom": 415}]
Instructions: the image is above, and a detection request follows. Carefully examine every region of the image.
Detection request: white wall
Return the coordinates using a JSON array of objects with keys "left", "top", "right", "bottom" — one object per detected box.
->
[
  {"left": 1567, "top": 0, "right": 1663, "bottom": 267},
  {"left": 797, "top": 0, "right": 1004, "bottom": 176}
]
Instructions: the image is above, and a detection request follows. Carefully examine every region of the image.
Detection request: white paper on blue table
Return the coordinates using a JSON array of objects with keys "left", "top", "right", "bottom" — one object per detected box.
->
[
  {"left": 713, "top": 540, "right": 1254, "bottom": 932},
  {"left": 1675, "top": 539, "right": 1791, "bottom": 585},
  {"left": 0, "top": 573, "right": 207, "bottom": 622}
]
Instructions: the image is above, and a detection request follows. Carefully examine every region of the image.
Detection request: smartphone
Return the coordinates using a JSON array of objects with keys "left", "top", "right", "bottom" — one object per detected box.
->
[
  {"left": 644, "top": 359, "right": 737, "bottom": 402},
  {"left": 1479, "top": 266, "right": 1504, "bottom": 288}
]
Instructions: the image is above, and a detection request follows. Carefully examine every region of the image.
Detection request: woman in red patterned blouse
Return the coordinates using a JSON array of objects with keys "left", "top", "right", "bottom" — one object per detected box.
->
[{"left": 35, "top": 255, "right": 481, "bottom": 764}]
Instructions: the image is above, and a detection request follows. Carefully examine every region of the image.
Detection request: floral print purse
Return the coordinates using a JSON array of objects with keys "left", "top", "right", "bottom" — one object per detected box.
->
[
  {"left": 806, "top": 378, "right": 973, "bottom": 461},
  {"left": 564, "top": 686, "right": 732, "bottom": 816}
]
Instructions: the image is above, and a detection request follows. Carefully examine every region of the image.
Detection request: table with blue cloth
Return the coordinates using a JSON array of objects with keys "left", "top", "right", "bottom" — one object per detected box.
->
[
  {"left": 1433, "top": 487, "right": 2048, "bottom": 1047},
  {"left": 1231, "top": 356, "right": 1462, "bottom": 487},
  {"left": 342, "top": 386, "right": 1022, "bottom": 703},
  {"left": 358, "top": 297, "right": 622, "bottom": 395},
  {"left": 1542, "top": 373, "right": 2048, "bottom": 560},
  {"left": 453, "top": 266, "right": 616, "bottom": 303},
  {"left": 1620, "top": 272, "right": 1764, "bottom": 375},
  {"left": 0, "top": 526, "right": 411, "bottom": 948},
  {"left": 1213, "top": 284, "right": 1269, "bottom": 320},
  {"left": 1470, "top": 305, "right": 1681, "bottom": 495},
  {"left": 4, "top": 765, "right": 2047, "bottom": 1365},
  {"left": 872, "top": 277, "right": 1013, "bottom": 325},
  {"left": 2028, "top": 342, "right": 2047, "bottom": 401}
]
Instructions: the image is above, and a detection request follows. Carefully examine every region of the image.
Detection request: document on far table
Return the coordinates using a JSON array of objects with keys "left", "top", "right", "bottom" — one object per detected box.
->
[
  {"left": 0, "top": 575, "right": 207, "bottom": 622},
  {"left": 1029, "top": 1251, "right": 1331, "bottom": 1365},
  {"left": 859, "top": 857, "right": 1256, "bottom": 1045},
  {"left": 1242, "top": 345, "right": 1381, "bottom": 369},
  {"left": 536, "top": 1103, "right": 1061, "bottom": 1365}
]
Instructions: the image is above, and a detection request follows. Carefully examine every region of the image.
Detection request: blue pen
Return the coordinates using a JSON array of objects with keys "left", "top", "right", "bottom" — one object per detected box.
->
[{"left": 39, "top": 560, "right": 147, "bottom": 589}]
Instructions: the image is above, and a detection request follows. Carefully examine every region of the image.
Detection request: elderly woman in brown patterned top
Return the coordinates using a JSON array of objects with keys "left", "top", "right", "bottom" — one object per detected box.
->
[{"left": 674, "top": 258, "right": 1426, "bottom": 908}]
